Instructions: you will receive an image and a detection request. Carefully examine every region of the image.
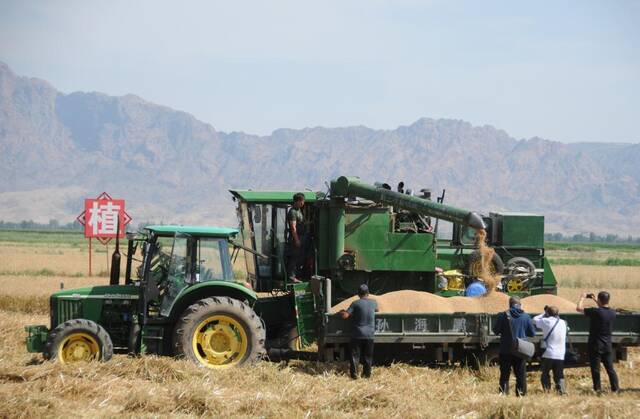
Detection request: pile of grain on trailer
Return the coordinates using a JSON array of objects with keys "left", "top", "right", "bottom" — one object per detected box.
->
[{"left": 331, "top": 290, "right": 576, "bottom": 314}]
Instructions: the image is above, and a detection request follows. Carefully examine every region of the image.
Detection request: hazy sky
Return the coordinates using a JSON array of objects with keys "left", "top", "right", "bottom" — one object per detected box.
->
[{"left": 1, "top": 1, "right": 638, "bottom": 142}]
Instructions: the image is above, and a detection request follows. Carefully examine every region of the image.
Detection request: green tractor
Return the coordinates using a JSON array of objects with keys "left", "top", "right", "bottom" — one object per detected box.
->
[{"left": 26, "top": 226, "right": 278, "bottom": 367}]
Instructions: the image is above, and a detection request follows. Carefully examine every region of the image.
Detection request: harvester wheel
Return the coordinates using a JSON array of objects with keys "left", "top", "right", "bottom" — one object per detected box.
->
[
  {"left": 464, "top": 251, "right": 504, "bottom": 278},
  {"left": 44, "top": 319, "right": 113, "bottom": 363},
  {"left": 173, "top": 297, "right": 266, "bottom": 369}
]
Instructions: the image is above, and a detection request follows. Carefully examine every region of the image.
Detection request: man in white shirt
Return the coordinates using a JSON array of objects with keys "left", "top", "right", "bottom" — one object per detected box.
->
[{"left": 533, "top": 305, "right": 567, "bottom": 394}]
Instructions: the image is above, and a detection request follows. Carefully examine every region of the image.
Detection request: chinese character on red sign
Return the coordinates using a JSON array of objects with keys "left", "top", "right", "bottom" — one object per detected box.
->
[
  {"left": 76, "top": 192, "right": 131, "bottom": 244},
  {"left": 84, "top": 198, "right": 126, "bottom": 238}
]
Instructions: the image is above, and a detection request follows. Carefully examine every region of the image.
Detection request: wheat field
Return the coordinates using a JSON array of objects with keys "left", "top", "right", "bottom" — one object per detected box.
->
[{"left": 1, "top": 235, "right": 640, "bottom": 417}]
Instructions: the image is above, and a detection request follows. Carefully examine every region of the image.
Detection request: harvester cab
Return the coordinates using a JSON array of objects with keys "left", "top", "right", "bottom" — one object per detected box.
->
[{"left": 229, "top": 190, "right": 319, "bottom": 292}]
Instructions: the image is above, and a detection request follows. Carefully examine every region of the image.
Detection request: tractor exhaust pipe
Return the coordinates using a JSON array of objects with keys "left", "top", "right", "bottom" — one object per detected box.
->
[{"left": 110, "top": 217, "right": 121, "bottom": 286}]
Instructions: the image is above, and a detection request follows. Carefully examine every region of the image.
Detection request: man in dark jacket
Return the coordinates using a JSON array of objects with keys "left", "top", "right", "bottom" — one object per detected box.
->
[{"left": 492, "top": 296, "right": 536, "bottom": 396}]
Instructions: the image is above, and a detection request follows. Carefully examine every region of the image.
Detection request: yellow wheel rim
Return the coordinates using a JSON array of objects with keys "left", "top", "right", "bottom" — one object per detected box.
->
[
  {"left": 507, "top": 278, "right": 524, "bottom": 293},
  {"left": 58, "top": 333, "right": 100, "bottom": 363},
  {"left": 192, "top": 314, "right": 248, "bottom": 369}
]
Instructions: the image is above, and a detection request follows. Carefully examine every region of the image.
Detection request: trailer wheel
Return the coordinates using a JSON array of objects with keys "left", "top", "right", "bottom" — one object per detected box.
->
[
  {"left": 44, "top": 319, "right": 113, "bottom": 363},
  {"left": 173, "top": 297, "right": 266, "bottom": 369}
]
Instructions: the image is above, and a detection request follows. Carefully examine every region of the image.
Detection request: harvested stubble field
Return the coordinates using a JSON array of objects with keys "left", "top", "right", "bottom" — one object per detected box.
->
[
  {"left": 2, "top": 311, "right": 640, "bottom": 418},
  {"left": 1, "top": 232, "right": 640, "bottom": 417}
]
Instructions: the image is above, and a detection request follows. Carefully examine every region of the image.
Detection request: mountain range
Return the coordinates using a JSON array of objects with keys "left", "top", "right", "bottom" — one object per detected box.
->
[{"left": 1, "top": 61, "right": 639, "bottom": 235}]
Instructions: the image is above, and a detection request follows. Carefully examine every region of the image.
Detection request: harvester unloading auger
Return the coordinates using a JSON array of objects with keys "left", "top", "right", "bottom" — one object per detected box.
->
[{"left": 331, "top": 176, "right": 486, "bottom": 230}]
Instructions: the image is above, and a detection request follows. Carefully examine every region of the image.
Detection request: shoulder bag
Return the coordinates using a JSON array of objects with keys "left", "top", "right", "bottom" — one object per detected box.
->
[{"left": 506, "top": 311, "right": 535, "bottom": 360}]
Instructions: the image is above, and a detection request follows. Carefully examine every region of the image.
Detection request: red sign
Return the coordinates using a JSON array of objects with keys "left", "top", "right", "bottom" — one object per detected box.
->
[{"left": 76, "top": 192, "right": 131, "bottom": 244}]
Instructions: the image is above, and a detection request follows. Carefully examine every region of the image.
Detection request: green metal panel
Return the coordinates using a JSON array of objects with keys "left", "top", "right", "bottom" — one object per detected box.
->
[
  {"left": 145, "top": 225, "right": 239, "bottom": 237},
  {"left": 317, "top": 206, "right": 330, "bottom": 268},
  {"left": 543, "top": 257, "right": 557, "bottom": 287},
  {"left": 229, "top": 190, "right": 318, "bottom": 203},
  {"left": 328, "top": 203, "right": 345, "bottom": 269},
  {"left": 291, "top": 282, "right": 321, "bottom": 346},
  {"left": 434, "top": 247, "right": 474, "bottom": 270},
  {"left": 343, "top": 208, "right": 435, "bottom": 271},
  {"left": 140, "top": 325, "right": 165, "bottom": 355},
  {"left": 495, "top": 213, "right": 544, "bottom": 248}
]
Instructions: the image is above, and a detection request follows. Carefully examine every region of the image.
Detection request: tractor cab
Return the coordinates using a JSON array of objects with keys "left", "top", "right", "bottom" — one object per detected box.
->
[
  {"left": 229, "top": 190, "right": 318, "bottom": 292},
  {"left": 136, "top": 225, "right": 242, "bottom": 318}
]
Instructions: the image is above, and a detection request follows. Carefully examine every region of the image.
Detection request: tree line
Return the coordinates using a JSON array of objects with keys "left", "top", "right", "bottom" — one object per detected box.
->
[{"left": 544, "top": 232, "right": 640, "bottom": 244}]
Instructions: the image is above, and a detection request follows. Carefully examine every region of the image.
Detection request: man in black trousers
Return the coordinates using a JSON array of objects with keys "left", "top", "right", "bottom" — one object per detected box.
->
[
  {"left": 339, "top": 284, "right": 379, "bottom": 379},
  {"left": 577, "top": 291, "right": 620, "bottom": 393},
  {"left": 492, "top": 296, "right": 536, "bottom": 396}
]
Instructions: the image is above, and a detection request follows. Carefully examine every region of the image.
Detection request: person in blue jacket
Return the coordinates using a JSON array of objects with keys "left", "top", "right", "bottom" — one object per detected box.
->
[{"left": 492, "top": 296, "right": 536, "bottom": 396}]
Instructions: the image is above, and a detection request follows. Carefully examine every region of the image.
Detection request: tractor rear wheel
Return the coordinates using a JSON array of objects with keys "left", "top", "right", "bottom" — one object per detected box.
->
[
  {"left": 44, "top": 319, "right": 113, "bottom": 363},
  {"left": 173, "top": 297, "right": 266, "bottom": 369}
]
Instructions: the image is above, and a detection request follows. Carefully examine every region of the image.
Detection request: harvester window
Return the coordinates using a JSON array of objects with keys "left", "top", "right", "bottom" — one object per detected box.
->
[
  {"left": 436, "top": 220, "right": 453, "bottom": 241},
  {"left": 460, "top": 225, "right": 476, "bottom": 245},
  {"left": 250, "top": 204, "right": 273, "bottom": 278}
]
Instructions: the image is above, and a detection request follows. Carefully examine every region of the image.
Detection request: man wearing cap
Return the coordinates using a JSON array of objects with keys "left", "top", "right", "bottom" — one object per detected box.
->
[
  {"left": 339, "top": 284, "right": 379, "bottom": 379},
  {"left": 492, "top": 296, "right": 536, "bottom": 396}
]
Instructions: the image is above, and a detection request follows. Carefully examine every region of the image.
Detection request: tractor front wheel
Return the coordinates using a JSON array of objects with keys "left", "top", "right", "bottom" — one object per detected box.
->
[
  {"left": 44, "top": 319, "right": 113, "bottom": 363},
  {"left": 173, "top": 297, "right": 266, "bottom": 369}
]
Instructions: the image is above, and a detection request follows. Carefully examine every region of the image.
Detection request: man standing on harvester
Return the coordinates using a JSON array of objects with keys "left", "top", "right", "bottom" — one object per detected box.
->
[
  {"left": 339, "top": 284, "right": 379, "bottom": 379},
  {"left": 493, "top": 296, "right": 536, "bottom": 396},
  {"left": 287, "top": 193, "right": 307, "bottom": 283}
]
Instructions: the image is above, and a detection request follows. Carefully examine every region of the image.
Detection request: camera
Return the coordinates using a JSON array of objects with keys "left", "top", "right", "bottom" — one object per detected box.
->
[{"left": 586, "top": 293, "right": 595, "bottom": 299}]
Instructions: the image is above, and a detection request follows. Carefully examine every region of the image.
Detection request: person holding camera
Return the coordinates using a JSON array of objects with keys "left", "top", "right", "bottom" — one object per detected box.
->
[
  {"left": 533, "top": 305, "right": 567, "bottom": 394},
  {"left": 577, "top": 291, "right": 620, "bottom": 393}
]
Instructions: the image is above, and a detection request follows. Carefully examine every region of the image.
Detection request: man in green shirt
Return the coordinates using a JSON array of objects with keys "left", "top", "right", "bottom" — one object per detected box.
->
[{"left": 286, "top": 193, "right": 306, "bottom": 282}]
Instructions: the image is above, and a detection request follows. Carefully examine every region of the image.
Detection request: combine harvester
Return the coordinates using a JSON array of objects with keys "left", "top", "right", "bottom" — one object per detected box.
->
[{"left": 26, "top": 177, "right": 640, "bottom": 368}]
